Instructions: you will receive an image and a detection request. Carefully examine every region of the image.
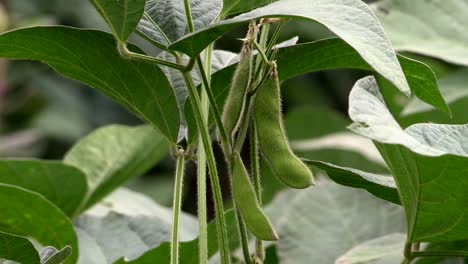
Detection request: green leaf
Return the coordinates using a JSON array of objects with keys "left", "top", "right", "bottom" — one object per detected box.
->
[
  {"left": 75, "top": 188, "right": 198, "bottom": 263},
  {"left": 0, "top": 232, "right": 40, "bottom": 264},
  {"left": 285, "top": 108, "right": 388, "bottom": 172},
  {"left": 335, "top": 233, "right": 406, "bottom": 264},
  {"left": 304, "top": 160, "right": 400, "bottom": 204},
  {"left": 266, "top": 181, "right": 406, "bottom": 263},
  {"left": 372, "top": 0, "right": 468, "bottom": 66},
  {"left": 0, "top": 27, "right": 180, "bottom": 142},
  {"left": 64, "top": 125, "right": 169, "bottom": 211},
  {"left": 138, "top": 0, "right": 222, "bottom": 47},
  {"left": 0, "top": 160, "right": 87, "bottom": 217},
  {"left": 41, "top": 246, "right": 72, "bottom": 264},
  {"left": 90, "top": 0, "right": 145, "bottom": 42},
  {"left": 348, "top": 76, "right": 468, "bottom": 242},
  {"left": 115, "top": 210, "right": 238, "bottom": 264},
  {"left": 171, "top": 0, "right": 410, "bottom": 96},
  {"left": 221, "top": 0, "right": 274, "bottom": 16},
  {"left": 197, "top": 38, "right": 447, "bottom": 125},
  {"left": 403, "top": 69, "right": 468, "bottom": 116},
  {"left": 0, "top": 184, "right": 78, "bottom": 264},
  {"left": 275, "top": 39, "right": 447, "bottom": 113}
]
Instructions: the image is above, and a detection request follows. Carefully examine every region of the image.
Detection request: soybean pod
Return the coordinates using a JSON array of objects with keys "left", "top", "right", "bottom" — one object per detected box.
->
[
  {"left": 220, "top": 23, "right": 255, "bottom": 145},
  {"left": 232, "top": 152, "right": 278, "bottom": 241},
  {"left": 254, "top": 64, "right": 314, "bottom": 189}
]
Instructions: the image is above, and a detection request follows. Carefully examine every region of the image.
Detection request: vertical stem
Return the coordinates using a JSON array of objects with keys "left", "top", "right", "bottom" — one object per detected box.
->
[
  {"left": 196, "top": 44, "right": 214, "bottom": 264},
  {"left": 234, "top": 205, "right": 253, "bottom": 264},
  {"left": 196, "top": 56, "right": 232, "bottom": 155},
  {"left": 183, "top": 0, "right": 195, "bottom": 33},
  {"left": 171, "top": 149, "right": 186, "bottom": 264},
  {"left": 182, "top": 2, "right": 230, "bottom": 262},
  {"left": 183, "top": 72, "right": 231, "bottom": 264},
  {"left": 250, "top": 121, "right": 265, "bottom": 262}
]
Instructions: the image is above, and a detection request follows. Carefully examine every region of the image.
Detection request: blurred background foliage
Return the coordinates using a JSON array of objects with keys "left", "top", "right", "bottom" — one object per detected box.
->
[{"left": 1, "top": 0, "right": 466, "bottom": 220}]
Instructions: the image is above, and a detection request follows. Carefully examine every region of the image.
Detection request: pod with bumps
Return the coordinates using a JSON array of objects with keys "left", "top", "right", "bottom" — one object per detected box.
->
[
  {"left": 254, "top": 64, "right": 314, "bottom": 189},
  {"left": 232, "top": 152, "right": 278, "bottom": 241}
]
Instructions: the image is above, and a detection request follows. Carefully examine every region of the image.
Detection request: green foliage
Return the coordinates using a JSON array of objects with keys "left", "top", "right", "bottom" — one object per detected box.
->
[
  {"left": 0, "top": 160, "right": 87, "bottom": 217},
  {"left": 89, "top": 0, "right": 145, "bottom": 42},
  {"left": 0, "top": 27, "right": 180, "bottom": 142},
  {"left": 3, "top": 0, "right": 468, "bottom": 263},
  {"left": 64, "top": 125, "right": 169, "bottom": 210},
  {"left": 0, "top": 184, "right": 78, "bottom": 264},
  {"left": 0, "top": 232, "right": 40, "bottom": 264}
]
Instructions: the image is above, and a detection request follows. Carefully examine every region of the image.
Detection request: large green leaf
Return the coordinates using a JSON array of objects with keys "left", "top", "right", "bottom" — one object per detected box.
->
[
  {"left": 0, "top": 160, "right": 87, "bottom": 217},
  {"left": 0, "top": 232, "right": 40, "bottom": 264},
  {"left": 335, "top": 233, "right": 406, "bottom": 264},
  {"left": 115, "top": 210, "right": 238, "bottom": 264},
  {"left": 0, "top": 184, "right": 78, "bottom": 264},
  {"left": 138, "top": 0, "right": 222, "bottom": 47},
  {"left": 171, "top": 0, "right": 410, "bottom": 96},
  {"left": 304, "top": 160, "right": 400, "bottom": 204},
  {"left": 64, "top": 125, "right": 169, "bottom": 210},
  {"left": 75, "top": 188, "right": 198, "bottom": 263},
  {"left": 372, "top": 0, "right": 468, "bottom": 66},
  {"left": 266, "top": 181, "right": 406, "bottom": 263},
  {"left": 348, "top": 76, "right": 468, "bottom": 242},
  {"left": 90, "top": 0, "right": 145, "bottom": 42},
  {"left": 0, "top": 27, "right": 180, "bottom": 142},
  {"left": 193, "top": 38, "right": 446, "bottom": 125}
]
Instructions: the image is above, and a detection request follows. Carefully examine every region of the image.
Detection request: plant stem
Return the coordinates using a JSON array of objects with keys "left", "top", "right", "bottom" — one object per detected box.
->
[
  {"left": 250, "top": 121, "right": 265, "bottom": 262},
  {"left": 171, "top": 149, "right": 186, "bottom": 264},
  {"left": 252, "top": 40, "right": 271, "bottom": 67},
  {"left": 117, "top": 42, "right": 185, "bottom": 71},
  {"left": 234, "top": 206, "right": 253, "bottom": 264},
  {"left": 196, "top": 56, "right": 232, "bottom": 154},
  {"left": 183, "top": 0, "right": 195, "bottom": 33},
  {"left": 183, "top": 71, "right": 231, "bottom": 264},
  {"left": 196, "top": 44, "right": 213, "bottom": 264}
]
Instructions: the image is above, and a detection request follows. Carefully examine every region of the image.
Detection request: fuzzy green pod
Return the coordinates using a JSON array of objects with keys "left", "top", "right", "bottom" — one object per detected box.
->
[
  {"left": 220, "top": 43, "right": 253, "bottom": 144},
  {"left": 232, "top": 152, "right": 278, "bottom": 241},
  {"left": 254, "top": 66, "right": 314, "bottom": 189}
]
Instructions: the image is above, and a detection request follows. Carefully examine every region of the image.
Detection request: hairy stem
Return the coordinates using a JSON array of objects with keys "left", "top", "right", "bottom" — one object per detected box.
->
[
  {"left": 183, "top": 72, "right": 231, "bottom": 264},
  {"left": 171, "top": 149, "right": 186, "bottom": 264},
  {"left": 196, "top": 57, "right": 232, "bottom": 154},
  {"left": 251, "top": 121, "right": 265, "bottom": 262},
  {"left": 235, "top": 206, "right": 253, "bottom": 264},
  {"left": 196, "top": 44, "right": 214, "bottom": 264}
]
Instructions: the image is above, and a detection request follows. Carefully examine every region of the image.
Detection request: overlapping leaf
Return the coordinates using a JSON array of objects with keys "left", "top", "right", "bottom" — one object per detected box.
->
[
  {"left": 189, "top": 38, "right": 447, "bottom": 132},
  {"left": 304, "top": 160, "right": 400, "bottom": 204},
  {"left": 0, "top": 27, "right": 180, "bottom": 142},
  {"left": 0, "top": 184, "right": 78, "bottom": 264},
  {"left": 372, "top": 0, "right": 468, "bottom": 66},
  {"left": 171, "top": 0, "right": 410, "bottom": 97},
  {"left": 137, "top": 0, "right": 222, "bottom": 47},
  {"left": 0, "top": 160, "right": 87, "bottom": 217},
  {"left": 64, "top": 125, "right": 169, "bottom": 210},
  {"left": 348, "top": 76, "right": 468, "bottom": 242},
  {"left": 0, "top": 231, "right": 40, "bottom": 264}
]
